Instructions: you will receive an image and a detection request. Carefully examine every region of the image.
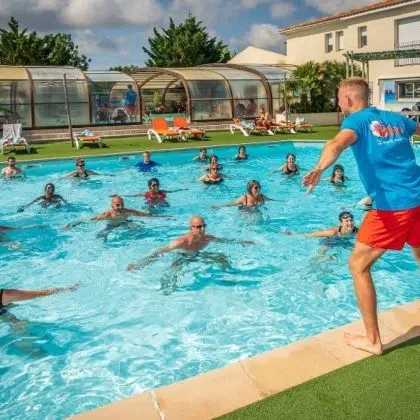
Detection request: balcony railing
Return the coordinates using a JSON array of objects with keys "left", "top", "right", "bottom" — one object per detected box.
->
[{"left": 395, "top": 40, "right": 420, "bottom": 66}]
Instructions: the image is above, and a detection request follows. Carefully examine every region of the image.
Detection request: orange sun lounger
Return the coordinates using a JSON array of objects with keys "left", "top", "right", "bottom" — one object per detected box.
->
[
  {"left": 147, "top": 119, "right": 183, "bottom": 143},
  {"left": 172, "top": 117, "right": 205, "bottom": 140}
]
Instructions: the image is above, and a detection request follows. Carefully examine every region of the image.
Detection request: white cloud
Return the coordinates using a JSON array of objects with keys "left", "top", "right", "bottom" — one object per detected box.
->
[
  {"left": 0, "top": 0, "right": 163, "bottom": 29},
  {"left": 73, "top": 30, "right": 121, "bottom": 55},
  {"left": 271, "top": 2, "right": 296, "bottom": 19},
  {"left": 230, "top": 23, "right": 285, "bottom": 52},
  {"left": 306, "top": 0, "right": 377, "bottom": 15}
]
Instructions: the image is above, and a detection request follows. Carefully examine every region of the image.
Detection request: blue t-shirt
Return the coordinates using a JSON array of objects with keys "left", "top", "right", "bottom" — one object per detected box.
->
[
  {"left": 125, "top": 89, "right": 137, "bottom": 106},
  {"left": 135, "top": 161, "right": 158, "bottom": 171},
  {"left": 341, "top": 107, "right": 419, "bottom": 211}
]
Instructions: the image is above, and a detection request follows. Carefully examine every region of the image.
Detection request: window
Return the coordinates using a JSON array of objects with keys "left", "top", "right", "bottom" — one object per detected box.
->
[
  {"left": 325, "top": 33, "right": 333, "bottom": 53},
  {"left": 397, "top": 81, "right": 420, "bottom": 99},
  {"left": 397, "top": 16, "right": 420, "bottom": 65},
  {"left": 358, "top": 26, "right": 367, "bottom": 48},
  {"left": 336, "top": 31, "right": 344, "bottom": 51}
]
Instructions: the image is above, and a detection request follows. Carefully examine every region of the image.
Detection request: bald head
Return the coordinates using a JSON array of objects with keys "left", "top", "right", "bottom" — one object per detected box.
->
[
  {"left": 189, "top": 215, "right": 206, "bottom": 233},
  {"left": 111, "top": 195, "right": 124, "bottom": 211}
]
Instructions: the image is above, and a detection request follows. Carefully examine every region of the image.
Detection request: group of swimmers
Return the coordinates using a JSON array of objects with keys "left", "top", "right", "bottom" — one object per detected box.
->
[{"left": 1, "top": 144, "right": 362, "bottom": 311}]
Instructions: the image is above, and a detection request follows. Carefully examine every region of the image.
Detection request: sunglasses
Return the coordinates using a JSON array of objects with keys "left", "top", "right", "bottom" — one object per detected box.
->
[
  {"left": 151, "top": 183, "right": 159, "bottom": 187},
  {"left": 191, "top": 224, "right": 206, "bottom": 229}
]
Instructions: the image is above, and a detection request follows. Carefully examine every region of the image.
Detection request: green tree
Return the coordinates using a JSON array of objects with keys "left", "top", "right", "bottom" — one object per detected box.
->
[
  {"left": 143, "top": 15, "right": 232, "bottom": 67},
  {"left": 109, "top": 65, "right": 142, "bottom": 74},
  {"left": 0, "top": 17, "right": 90, "bottom": 70},
  {"left": 292, "top": 60, "right": 362, "bottom": 112}
]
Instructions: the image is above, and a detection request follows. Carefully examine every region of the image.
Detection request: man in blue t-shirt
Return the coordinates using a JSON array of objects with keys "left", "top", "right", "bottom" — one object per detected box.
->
[
  {"left": 124, "top": 84, "right": 137, "bottom": 122},
  {"left": 303, "top": 77, "right": 420, "bottom": 356},
  {"left": 135, "top": 151, "right": 159, "bottom": 172}
]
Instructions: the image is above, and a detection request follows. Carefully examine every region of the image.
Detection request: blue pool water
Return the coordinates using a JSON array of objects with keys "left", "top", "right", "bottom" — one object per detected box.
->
[{"left": 1, "top": 142, "right": 419, "bottom": 418}]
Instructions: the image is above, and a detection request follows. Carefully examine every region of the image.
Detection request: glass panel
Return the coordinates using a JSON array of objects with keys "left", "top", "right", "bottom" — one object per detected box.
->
[
  {"left": 0, "top": 66, "right": 28, "bottom": 80},
  {"left": 170, "top": 68, "right": 225, "bottom": 80},
  {"left": 201, "top": 67, "right": 260, "bottom": 80},
  {"left": 229, "top": 80, "right": 267, "bottom": 99},
  {"left": 86, "top": 71, "right": 135, "bottom": 83},
  {"left": 245, "top": 66, "right": 292, "bottom": 80},
  {"left": 187, "top": 80, "right": 230, "bottom": 100},
  {"left": 0, "top": 81, "right": 31, "bottom": 104},
  {"left": 33, "top": 80, "right": 88, "bottom": 104},
  {"left": 191, "top": 100, "right": 232, "bottom": 120},
  {"left": 27, "top": 66, "right": 85, "bottom": 80},
  {"left": 34, "top": 103, "right": 89, "bottom": 127},
  {"left": 415, "top": 82, "right": 420, "bottom": 98},
  {"left": 233, "top": 99, "right": 267, "bottom": 119},
  {"left": 0, "top": 104, "right": 31, "bottom": 128}
]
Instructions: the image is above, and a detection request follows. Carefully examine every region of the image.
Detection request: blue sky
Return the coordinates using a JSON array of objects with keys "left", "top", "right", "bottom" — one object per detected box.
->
[{"left": 0, "top": 0, "right": 377, "bottom": 69}]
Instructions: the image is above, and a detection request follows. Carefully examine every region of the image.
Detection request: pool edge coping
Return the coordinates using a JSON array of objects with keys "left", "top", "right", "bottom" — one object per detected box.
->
[
  {"left": 74, "top": 299, "right": 419, "bottom": 420},
  {"left": 11, "top": 139, "right": 328, "bottom": 165}
]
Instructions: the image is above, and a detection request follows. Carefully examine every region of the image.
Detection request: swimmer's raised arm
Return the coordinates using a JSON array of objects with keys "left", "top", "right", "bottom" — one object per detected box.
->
[
  {"left": 212, "top": 195, "right": 245, "bottom": 209},
  {"left": 125, "top": 208, "right": 167, "bottom": 217},
  {"left": 0, "top": 225, "right": 15, "bottom": 232},
  {"left": 212, "top": 236, "right": 254, "bottom": 246},
  {"left": 56, "top": 194, "right": 68, "bottom": 204},
  {"left": 165, "top": 188, "right": 188, "bottom": 193},
  {"left": 305, "top": 227, "right": 337, "bottom": 238},
  {"left": 271, "top": 164, "right": 286, "bottom": 173}
]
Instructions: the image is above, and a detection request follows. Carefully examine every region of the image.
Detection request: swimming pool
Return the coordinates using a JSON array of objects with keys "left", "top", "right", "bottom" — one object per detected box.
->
[{"left": 1, "top": 142, "right": 419, "bottom": 418}]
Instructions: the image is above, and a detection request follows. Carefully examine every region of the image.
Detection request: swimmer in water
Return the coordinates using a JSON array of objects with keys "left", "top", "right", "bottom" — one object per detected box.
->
[
  {"left": 0, "top": 285, "right": 79, "bottom": 312},
  {"left": 127, "top": 215, "right": 254, "bottom": 270},
  {"left": 63, "top": 195, "right": 165, "bottom": 231},
  {"left": 305, "top": 211, "right": 358, "bottom": 239},
  {"left": 212, "top": 180, "right": 273, "bottom": 209},
  {"left": 193, "top": 147, "right": 209, "bottom": 162},
  {"left": 1, "top": 156, "right": 23, "bottom": 178},
  {"left": 357, "top": 196, "right": 373, "bottom": 211},
  {"left": 18, "top": 183, "right": 67, "bottom": 212},
  {"left": 324, "top": 164, "right": 350, "bottom": 184},
  {"left": 206, "top": 155, "right": 222, "bottom": 170},
  {"left": 65, "top": 158, "right": 100, "bottom": 179},
  {"left": 233, "top": 145, "right": 248, "bottom": 161},
  {"left": 126, "top": 178, "right": 186, "bottom": 206},
  {"left": 135, "top": 151, "right": 159, "bottom": 172},
  {"left": 271, "top": 153, "right": 300, "bottom": 175},
  {"left": 198, "top": 165, "right": 225, "bottom": 184}
]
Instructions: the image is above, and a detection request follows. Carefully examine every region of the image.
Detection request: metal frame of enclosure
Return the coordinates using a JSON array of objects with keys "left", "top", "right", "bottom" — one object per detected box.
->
[
  {"left": 0, "top": 64, "right": 292, "bottom": 128},
  {"left": 131, "top": 64, "right": 293, "bottom": 122}
]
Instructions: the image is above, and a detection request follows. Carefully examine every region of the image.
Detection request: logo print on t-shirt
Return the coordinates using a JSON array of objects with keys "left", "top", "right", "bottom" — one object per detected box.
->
[{"left": 369, "top": 121, "right": 405, "bottom": 145}]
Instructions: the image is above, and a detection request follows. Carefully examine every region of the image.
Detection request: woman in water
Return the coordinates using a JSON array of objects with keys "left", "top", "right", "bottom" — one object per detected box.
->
[
  {"left": 213, "top": 180, "right": 273, "bottom": 209},
  {"left": 325, "top": 164, "right": 349, "bottom": 184},
  {"left": 65, "top": 158, "right": 100, "bottom": 179},
  {"left": 306, "top": 211, "right": 358, "bottom": 239},
  {"left": 233, "top": 145, "right": 248, "bottom": 161},
  {"left": 206, "top": 155, "right": 222, "bottom": 170},
  {"left": 193, "top": 148, "right": 209, "bottom": 162},
  {"left": 127, "top": 178, "right": 186, "bottom": 205},
  {"left": 272, "top": 153, "right": 300, "bottom": 175},
  {"left": 18, "top": 183, "right": 68, "bottom": 212},
  {"left": 198, "top": 166, "right": 225, "bottom": 184}
]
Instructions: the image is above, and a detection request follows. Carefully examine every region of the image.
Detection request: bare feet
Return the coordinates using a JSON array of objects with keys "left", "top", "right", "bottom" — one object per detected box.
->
[{"left": 344, "top": 333, "right": 383, "bottom": 355}]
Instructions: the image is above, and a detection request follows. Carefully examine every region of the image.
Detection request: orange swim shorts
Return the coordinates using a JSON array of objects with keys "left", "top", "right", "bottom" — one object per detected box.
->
[{"left": 357, "top": 206, "right": 420, "bottom": 250}]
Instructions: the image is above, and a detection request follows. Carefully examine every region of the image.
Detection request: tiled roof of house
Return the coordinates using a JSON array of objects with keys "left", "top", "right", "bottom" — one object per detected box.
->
[{"left": 280, "top": 0, "right": 415, "bottom": 33}]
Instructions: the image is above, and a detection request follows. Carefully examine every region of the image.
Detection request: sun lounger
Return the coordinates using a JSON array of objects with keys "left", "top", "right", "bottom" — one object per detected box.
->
[
  {"left": 147, "top": 118, "right": 184, "bottom": 143},
  {"left": 173, "top": 117, "right": 205, "bottom": 140},
  {"left": 229, "top": 119, "right": 274, "bottom": 136},
  {"left": 73, "top": 130, "right": 103, "bottom": 149},
  {"left": 1, "top": 124, "right": 30, "bottom": 154},
  {"left": 272, "top": 114, "right": 296, "bottom": 134},
  {"left": 295, "top": 117, "right": 313, "bottom": 132}
]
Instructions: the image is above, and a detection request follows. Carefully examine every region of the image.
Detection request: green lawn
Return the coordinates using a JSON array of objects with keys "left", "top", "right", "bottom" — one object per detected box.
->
[
  {"left": 219, "top": 337, "right": 420, "bottom": 420},
  {"left": 4, "top": 126, "right": 342, "bottom": 162}
]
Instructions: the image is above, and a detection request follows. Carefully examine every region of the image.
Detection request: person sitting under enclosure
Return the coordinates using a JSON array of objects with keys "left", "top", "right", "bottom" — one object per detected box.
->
[
  {"left": 0, "top": 285, "right": 79, "bottom": 313},
  {"left": 1, "top": 156, "right": 23, "bottom": 178},
  {"left": 127, "top": 215, "right": 253, "bottom": 270},
  {"left": 18, "top": 183, "right": 67, "bottom": 212},
  {"left": 271, "top": 153, "right": 300, "bottom": 175},
  {"left": 255, "top": 104, "right": 272, "bottom": 129},
  {"left": 65, "top": 158, "right": 101, "bottom": 179},
  {"left": 213, "top": 180, "right": 273, "bottom": 209}
]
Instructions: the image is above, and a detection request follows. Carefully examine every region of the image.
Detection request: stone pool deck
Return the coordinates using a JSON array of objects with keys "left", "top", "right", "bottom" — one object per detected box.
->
[{"left": 75, "top": 300, "right": 419, "bottom": 420}]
